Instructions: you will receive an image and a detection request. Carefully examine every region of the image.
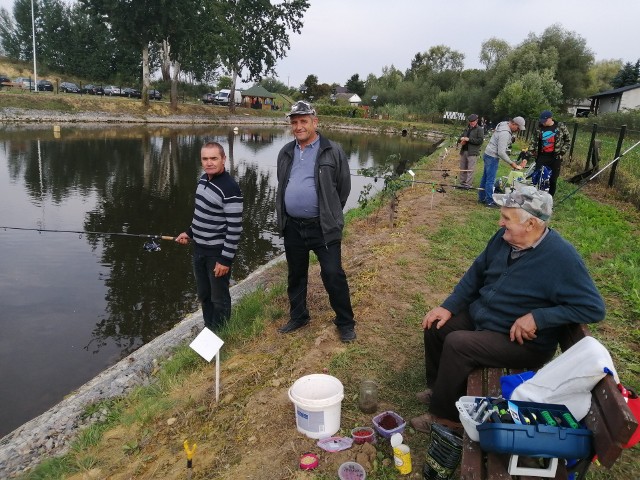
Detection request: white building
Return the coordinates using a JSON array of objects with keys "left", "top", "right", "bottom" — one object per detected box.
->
[{"left": 589, "top": 83, "right": 640, "bottom": 115}]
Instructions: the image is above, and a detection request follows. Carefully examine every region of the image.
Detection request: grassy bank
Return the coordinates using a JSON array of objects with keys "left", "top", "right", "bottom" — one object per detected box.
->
[{"left": 17, "top": 143, "right": 639, "bottom": 479}]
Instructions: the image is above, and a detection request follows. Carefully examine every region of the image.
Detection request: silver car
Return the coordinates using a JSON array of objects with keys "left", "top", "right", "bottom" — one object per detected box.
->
[{"left": 104, "top": 85, "right": 121, "bottom": 96}]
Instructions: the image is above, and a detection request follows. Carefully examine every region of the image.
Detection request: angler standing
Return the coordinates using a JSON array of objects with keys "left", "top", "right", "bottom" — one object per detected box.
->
[
  {"left": 275, "top": 101, "right": 356, "bottom": 343},
  {"left": 457, "top": 114, "right": 484, "bottom": 189},
  {"left": 176, "top": 141, "right": 243, "bottom": 331},
  {"left": 527, "top": 110, "right": 571, "bottom": 196}
]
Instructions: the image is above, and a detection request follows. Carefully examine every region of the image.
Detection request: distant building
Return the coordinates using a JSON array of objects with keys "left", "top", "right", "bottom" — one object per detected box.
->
[{"left": 589, "top": 83, "right": 640, "bottom": 115}]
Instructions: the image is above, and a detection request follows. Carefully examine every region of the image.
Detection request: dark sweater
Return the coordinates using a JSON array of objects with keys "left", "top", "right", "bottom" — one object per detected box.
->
[
  {"left": 187, "top": 171, "right": 243, "bottom": 266},
  {"left": 442, "top": 228, "right": 605, "bottom": 351}
]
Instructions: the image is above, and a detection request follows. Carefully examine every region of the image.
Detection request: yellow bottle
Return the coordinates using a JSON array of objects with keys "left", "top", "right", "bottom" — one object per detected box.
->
[{"left": 391, "top": 433, "right": 412, "bottom": 474}]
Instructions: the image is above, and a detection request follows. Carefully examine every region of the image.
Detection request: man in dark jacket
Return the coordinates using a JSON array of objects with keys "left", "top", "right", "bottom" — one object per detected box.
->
[
  {"left": 527, "top": 110, "right": 571, "bottom": 196},
  {"left": 411, "top": 184, "right": 605, "bottom": 433},
  {"left": 458, "top": 114, "right": 484, "bottom": 188},
  {"left": 275, "top": 101, "right": 356, "bottom": 342}
]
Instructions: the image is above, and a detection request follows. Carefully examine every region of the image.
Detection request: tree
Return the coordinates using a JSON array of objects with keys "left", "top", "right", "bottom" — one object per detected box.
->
[
  {"left": 479, "top": 38, "right": 511, "bottom": 69},
  {"left": 611, "top": 60, "right": 640, "bottom": 88},
  {"left": 302, "top": 73, "right": 319, "bottom": 98},
  {"left": 587, "top": 59, "right": 623, "bottom": 94},
  {"left": 494, "top": 70, "right": 562, "bottom": 119},
  {"left": 258, "top": 76, "right": 289, "bottom": 94},
  {"left": 407, "top": 45, "right": 464, "bottom": 79},
  {"left": 345, "top": 73, "right": 365, "bottom": 96},
  {"left": 0, "top": 7, "right": 21, "bottom": 58},
  {"left": 215, "top": 0, "right": 309, "bottom": 112}
]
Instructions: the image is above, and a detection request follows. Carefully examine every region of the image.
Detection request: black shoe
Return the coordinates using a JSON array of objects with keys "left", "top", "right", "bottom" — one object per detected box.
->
[
  {"left": 338, "top": 326, "right": 356, "bottom": 343},
  {"left": 485, "top": 202, "right": 500, "bottom": 209},
  {"left": 278, "top": 319, "right": 309, "bottom": 334}
]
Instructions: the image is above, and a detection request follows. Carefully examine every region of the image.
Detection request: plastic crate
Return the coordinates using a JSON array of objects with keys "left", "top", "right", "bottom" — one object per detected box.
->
[
  {"left": 477, "top": 400, "right": 592, "bottom": 458},
  {"left": 456, "top": 396, "right": 483, "bottom": 442},
  {"left": 372, "top": 411, "right": 406, "bottom": 438}
]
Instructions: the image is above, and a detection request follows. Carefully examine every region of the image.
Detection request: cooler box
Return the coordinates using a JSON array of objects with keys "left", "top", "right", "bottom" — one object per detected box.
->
[{"left": 476, "top": 401, "right": 592, "bottom": 459}]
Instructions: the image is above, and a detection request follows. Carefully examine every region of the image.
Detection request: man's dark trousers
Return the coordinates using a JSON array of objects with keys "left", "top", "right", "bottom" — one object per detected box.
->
[
  {"left": 283, "top": 217, "right": 354, "bottom": 329},
  {"left": 424, "top": 311, "right": 555, "bottom": 421}
]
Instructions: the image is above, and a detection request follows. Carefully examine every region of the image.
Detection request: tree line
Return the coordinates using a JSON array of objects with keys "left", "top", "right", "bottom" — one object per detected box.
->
[
  {"left": 1, "top": 3, "right": 638, "bottom": 120},
  {"left": 0, "top": 0, "right": 310, "bottom": 110}
]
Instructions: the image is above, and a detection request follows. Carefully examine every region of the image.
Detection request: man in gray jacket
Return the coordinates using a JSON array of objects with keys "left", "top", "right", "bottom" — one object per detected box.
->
[
  {"left": 458, "top": 114, "right": 484, "bottom": 189},
  {"left": 275, "top": 101, "right": 356, "bottom": 342},
  {"left": 479, "top": 117, "right": 525, "bottom": 207}
]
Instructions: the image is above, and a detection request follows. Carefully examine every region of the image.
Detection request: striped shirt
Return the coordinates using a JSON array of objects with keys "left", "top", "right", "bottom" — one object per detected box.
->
[{"left": 187, "top": 171, "right": 243, "bottom": 266}]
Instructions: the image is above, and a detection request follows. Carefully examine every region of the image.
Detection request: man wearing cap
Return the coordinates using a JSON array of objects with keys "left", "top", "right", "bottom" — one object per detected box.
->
[
  {"left": 478, "top": 117, "right": 526, "bottom": 207},
  {"left": 275, "top": 101, "right": 356, "bottom": 343},
  {"left": 457, "top": 114, "right": 484, "bottom": 189},
  {"left": 411, "top": 183, "right": 605, "bottom": 433},
  {"left": 528, "top": 110, "right": 571, "bottom": 196}
]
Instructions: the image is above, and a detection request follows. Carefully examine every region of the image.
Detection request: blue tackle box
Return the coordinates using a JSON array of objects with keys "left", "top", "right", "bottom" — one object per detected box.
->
[{"left": 476, "top": 400, "right": 592, "bottom": 459}]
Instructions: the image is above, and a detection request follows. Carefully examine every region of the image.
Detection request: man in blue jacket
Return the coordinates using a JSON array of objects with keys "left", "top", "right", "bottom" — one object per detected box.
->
[
  {"left": 275, "top": 101, "right": 356, "bottom": 342},
  {"left": 411, "top": 184, "right": 605, "bottom": 432}
]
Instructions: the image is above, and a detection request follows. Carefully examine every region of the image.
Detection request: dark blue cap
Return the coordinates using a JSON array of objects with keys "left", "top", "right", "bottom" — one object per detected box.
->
[{"left": 539, "top": 110, "right": 553, "bottom": 121}]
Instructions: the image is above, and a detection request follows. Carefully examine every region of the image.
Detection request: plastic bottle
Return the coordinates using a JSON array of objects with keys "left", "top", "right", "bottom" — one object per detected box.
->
[{"left": 358, "top": 379, "right": 378, "bottom": 414}]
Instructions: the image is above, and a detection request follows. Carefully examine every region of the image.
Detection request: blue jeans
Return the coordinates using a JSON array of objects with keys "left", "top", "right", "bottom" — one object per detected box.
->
[
  {"left": 478, "top": 154, "right": 499, "bottom": 204},
  {"left": 283, "top": 217, "right": 355, "bottom": 329},
  {"left": 192, "top": 250, "right": 231, "bottom": 331}
]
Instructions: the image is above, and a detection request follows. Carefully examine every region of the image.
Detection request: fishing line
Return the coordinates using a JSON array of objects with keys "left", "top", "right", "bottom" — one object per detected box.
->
[{"left": 0, "top": 226, "right": 175, "bottom": 252}]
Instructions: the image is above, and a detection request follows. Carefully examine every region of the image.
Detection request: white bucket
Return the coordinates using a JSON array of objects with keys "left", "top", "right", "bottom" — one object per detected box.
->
[{"left": 288, "top": 374, "right": 344, "bottom": 439}]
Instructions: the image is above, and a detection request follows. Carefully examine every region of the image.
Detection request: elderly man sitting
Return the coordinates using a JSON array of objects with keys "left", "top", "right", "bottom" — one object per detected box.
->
[{"left": 411, "top": 184, "right": 606, "bottom": 433}]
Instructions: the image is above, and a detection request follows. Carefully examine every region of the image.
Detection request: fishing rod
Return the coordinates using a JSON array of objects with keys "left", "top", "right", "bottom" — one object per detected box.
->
[
  {"left": 556, "top": 139, "right": 640, "bottom": 205},
  {"left": 394, "top": 178, "right": 485, "bottom": 192},
  {"left": 0, "top": 226, "right": 176, "bottom": 252}
]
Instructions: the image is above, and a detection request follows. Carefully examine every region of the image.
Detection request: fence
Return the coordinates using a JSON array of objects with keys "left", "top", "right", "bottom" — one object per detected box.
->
[{"left": 520, "top": 120, "right": 640, "bottom": 208}]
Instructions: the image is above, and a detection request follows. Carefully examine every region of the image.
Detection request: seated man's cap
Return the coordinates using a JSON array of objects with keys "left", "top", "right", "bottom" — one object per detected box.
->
[
  {"left": 539, "top": 110, "right": 553, "bottom": 122},
  {"left": 467, "top": 113, "right": 478, "bottom": 122},
  {"left": 492, "top": 183, "right": 553, "bottom": 221},
  {"left": 511, "top": 116, "right": 526, "bottom": 131},
  {"left": 286, "top": 101, "right": 316, "bottom": 118}
]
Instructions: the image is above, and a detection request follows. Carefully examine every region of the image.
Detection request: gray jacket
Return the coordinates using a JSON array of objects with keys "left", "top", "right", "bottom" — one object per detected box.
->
[
  {"left": 276, "top": 134, "right": 351, "bottom": 244},
  {"left": 459, "top": 124, "right": 484, "bottom": 156},
  {"left": 484, "top": 121, "right": 516, "bottom": 166}
]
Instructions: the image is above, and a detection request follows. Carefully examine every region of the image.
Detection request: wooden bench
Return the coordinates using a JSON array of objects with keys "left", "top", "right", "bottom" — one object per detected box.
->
[{"left": 460, "top": 324, "right": 638, "bottom": 479}]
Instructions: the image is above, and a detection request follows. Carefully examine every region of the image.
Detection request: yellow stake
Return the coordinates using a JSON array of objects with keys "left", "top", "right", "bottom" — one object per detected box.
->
[{"left": 184, "top": 440, "right": 197, "bottom": 461}]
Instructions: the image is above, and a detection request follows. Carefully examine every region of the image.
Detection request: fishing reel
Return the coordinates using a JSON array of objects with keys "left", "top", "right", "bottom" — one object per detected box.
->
[{"left": 143, "top": 238, "right": 162, "bottom": 252}]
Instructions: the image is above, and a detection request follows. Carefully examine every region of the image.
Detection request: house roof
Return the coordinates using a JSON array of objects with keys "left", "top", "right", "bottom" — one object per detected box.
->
[
  {"left": 590, "top": 83, "right": 640, "bottom": 98},
  {"left": 241, "top": 84, "right": 275, "bottom": 98}
]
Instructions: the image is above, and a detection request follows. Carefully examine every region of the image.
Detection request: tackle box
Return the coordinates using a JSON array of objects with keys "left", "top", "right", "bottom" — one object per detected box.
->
[{"left": 476, "top": 400, "right": 592, "bottom": 459}]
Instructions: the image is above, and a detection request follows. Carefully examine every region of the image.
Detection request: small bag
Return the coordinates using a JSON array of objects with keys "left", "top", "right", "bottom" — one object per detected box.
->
[{"left": 618, "top": 384, "right": 640, "bottom": 449}]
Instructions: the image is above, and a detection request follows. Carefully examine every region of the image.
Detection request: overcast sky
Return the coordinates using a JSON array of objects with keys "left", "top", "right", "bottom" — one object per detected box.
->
[{"left": 1, "top": 0, "right": 637, "bottom": 89}]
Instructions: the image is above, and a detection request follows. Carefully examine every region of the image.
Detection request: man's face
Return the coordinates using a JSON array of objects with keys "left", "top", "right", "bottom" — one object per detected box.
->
[
  {"left": 542, "top": 117, "right": 554, "bottom": 126},
  {"left": 469, "top": 119, "right": 478, "bottom": 127},
  {"left": 201, "top": 145, "right": 226, "bottom": 177},
  {"left": 509, "top": 122, "right": 520, "bottom": 132},
  {"left": 289, "top": 114, "right": 318, "bottom": 146},
  {"left": 498, "top": 207, "right": 533, "bottom": 249}
]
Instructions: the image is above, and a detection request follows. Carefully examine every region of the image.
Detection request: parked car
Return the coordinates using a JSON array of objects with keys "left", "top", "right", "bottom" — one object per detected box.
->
[
  {"left": 122, "top": 87, "right": 141, "bottom": 99},
  {"left": 0, "top": 75, "right": 11, "bottom": 88},
  {"left": 148, "top": 89, "right": 162, "bottom": 100},
  {"left": 201, "top": 92, "right": 217, "bottom": 104},
  {"left": 214, "top": 88, "right": 242, "bottom": 106},
  {"left": 82, "top": 84, "right": 104, "bottom": 95},
  {"left": 60, "top": 82, "right": 81, "bottom": 93},
  {"left": 103, "top": 85, "right": 121, "bottom": 96},
  {"left": 15, "top": 77, "right": 34, "bottom": 90},
  {"left": 36, "top": 79, "right": 54, "bottom": 91}
]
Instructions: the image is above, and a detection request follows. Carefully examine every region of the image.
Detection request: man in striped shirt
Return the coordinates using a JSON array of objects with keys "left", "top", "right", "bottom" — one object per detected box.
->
[{"left": 176, "top": 141, "right": 243, "bottom": 331}]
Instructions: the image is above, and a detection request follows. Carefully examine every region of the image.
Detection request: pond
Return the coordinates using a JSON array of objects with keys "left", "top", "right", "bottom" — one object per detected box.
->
[{"left": 0, "top": 123, "right": 438, "bottom": 437}]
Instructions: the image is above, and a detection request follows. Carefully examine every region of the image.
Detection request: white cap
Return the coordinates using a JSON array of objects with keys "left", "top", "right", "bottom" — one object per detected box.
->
[{"left": 390, "top": 432, "right": 404, "bottom": 447}]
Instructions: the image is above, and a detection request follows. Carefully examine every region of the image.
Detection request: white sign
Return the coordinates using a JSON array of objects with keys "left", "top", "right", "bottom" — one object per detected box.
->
[{"left": 189, "top": 328, "right": 224, "bottom": 362}]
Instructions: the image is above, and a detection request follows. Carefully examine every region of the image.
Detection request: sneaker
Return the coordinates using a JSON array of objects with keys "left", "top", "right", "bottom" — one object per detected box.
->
[
  {"left": 338, "top": 326, "right": 356, "bottom": 343},
  {"left": 485, "top": 202, "right": 500, "bottom": 209},
  {"left": 277, "top": 319, "right": 309, "bottom": 334}
]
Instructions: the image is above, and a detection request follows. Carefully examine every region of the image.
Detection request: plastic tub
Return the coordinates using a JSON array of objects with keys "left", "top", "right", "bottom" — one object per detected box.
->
[
  {"left": 372, "top": 411, "right": 406, "bottom": 438},
  {"left": 456, "top": 395, "right": 483, "bottom": 442},
  {"left": 351, "top": 426, "right": 375, "bottom": 444},
  {"left": 288, "top": 374, "right": 344, "bottom": 439},
  {"left": 338, "top": 461, "right": 366, "bottom": 480}
]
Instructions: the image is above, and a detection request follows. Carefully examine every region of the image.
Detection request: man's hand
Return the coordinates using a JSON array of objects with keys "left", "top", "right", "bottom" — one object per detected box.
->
[
  {"left": 512, "top": 163, "right": 523, "bottom": 170},
  {"left": 213, "top": 262, "right": 229, "bottom": 278},
  {"left": 510, "top": 313, "right": 538, "bottom": 345},
  {"left": 422, "top": 307, "right": 452, "bottom": 330},
  {"left": 175, "top": 232, "right": 190, "bottom": 245}
]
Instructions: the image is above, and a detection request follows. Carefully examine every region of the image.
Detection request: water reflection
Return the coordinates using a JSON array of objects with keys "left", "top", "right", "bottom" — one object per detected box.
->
[{"left": 0, "top": 124, "right": 437, "bottom": 437}]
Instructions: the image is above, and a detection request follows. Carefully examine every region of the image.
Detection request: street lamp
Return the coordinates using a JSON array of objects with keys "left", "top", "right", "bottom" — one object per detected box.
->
[
  {"left": 300, "top": 85, "right": 307, "bottom": 99},
  {"left": 31, "top": 0, "right": 38, "bottom": 92}
]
